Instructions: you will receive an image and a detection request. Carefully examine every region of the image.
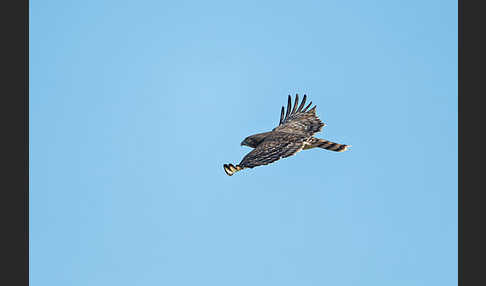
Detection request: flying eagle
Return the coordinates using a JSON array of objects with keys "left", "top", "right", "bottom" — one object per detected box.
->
[{"left": 223, "top": 94, "right": 350, "bottom": 176}]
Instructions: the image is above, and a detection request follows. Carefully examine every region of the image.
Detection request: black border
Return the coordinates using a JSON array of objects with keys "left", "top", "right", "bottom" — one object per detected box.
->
[
  {"left": 1, "top": 0, "right": 28, "bottom": 285},
  {"left": 458, "top": 0, "right": 462, "bottom": 283},
  {"left": 459, "top": 0, "right": 484, "bottom": 285},
  {"left": 0, "top": 0, "right": 472, "bottom": 285}
]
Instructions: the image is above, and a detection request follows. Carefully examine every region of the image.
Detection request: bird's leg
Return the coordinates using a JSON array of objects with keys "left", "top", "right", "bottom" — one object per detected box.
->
[{"left": 223, "top": 164, "right": 244, "bottom": 176}]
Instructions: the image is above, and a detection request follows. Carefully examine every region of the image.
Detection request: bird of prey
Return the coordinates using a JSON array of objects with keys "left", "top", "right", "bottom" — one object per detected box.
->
[{"left": 223, "top": 94, "right": 350, "bottom": 176}]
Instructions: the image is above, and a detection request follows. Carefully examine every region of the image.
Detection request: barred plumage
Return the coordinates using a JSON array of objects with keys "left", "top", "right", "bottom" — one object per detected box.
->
[
  {"left": 303, "top": 137, "right": 351, "bottom": 152},
  {"left": 224, "top": 94, "right": 350, "bottom": 176}
]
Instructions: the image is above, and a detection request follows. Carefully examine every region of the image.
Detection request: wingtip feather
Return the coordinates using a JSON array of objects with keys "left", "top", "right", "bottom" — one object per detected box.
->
[
  {"left": 279, "top": 106, "right": 284, "bottom": 125},
  {"left": 296, "top": 94, "right": 307, "bottom": 112},
  {"left": 303, "top": 101, "right": 313, "bottom": 112},
  {"left": 292, "top": 94, "right": 299, "bottom": 114},
  {"left": 285, "top": 95, "right": 292, "bottom": 120}
]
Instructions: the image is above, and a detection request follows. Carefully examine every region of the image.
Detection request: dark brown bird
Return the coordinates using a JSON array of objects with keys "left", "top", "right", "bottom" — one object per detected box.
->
[{"left": 223, "top": 94, "right": 350, "bottom": 176}]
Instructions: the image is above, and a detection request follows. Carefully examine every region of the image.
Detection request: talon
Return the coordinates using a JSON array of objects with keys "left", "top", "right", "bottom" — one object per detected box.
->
[
  {"left": 223, "top": 163, "right": 243, "bottom": 176},
  {"left": 223, "top": 164, "right": 233, "bottom": 176}
]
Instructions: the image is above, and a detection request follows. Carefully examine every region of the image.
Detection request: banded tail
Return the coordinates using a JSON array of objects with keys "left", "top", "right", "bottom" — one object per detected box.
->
[
  {"left": 304, "top": 137, "right": 351, "bottom": 152},
  {"left": 223, "top": 164, "right": 244, "bottom": 176}
]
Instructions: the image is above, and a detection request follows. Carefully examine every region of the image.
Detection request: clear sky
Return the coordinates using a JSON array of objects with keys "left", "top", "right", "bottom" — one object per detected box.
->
[{"left": 30, "top": 1, "right": 457, "bottom": 285}]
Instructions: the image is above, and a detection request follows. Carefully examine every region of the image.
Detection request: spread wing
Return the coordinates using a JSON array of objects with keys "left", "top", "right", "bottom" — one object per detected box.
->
[
  {"left": 239, "top": 132, "right": 306, "bottom": 168},
  {"left": 273, "top": 94, "right": 325, "bottom": 137}
]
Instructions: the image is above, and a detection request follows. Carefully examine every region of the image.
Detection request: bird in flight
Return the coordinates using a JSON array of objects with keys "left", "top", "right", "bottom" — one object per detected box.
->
[{"left": 223, "top": 94, "right": 350, "bottom": 176}]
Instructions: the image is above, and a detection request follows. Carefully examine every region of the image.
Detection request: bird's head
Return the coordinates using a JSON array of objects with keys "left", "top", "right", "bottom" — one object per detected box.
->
[
  {"left": 241, "top": 136, "right": 259, "bottom": 148},
  {"left": 241, "top": 131, "right": 272, "bottom": 148}
]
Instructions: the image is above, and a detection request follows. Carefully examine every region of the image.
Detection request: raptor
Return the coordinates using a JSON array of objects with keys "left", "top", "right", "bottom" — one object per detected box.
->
[{"left": 224, "top": 94, "right": 350, "bottom": 176}]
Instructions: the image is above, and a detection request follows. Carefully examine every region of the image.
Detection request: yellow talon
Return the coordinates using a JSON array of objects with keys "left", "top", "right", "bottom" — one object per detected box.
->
[
  {"left": 223, "top": 164, "right": 234, "bottom": 176},
  {"left": 223, "top": 164, "right": 243, "bottom": 176}
]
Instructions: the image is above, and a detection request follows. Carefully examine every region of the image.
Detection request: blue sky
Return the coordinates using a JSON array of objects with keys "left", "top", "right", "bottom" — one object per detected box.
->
[{"left": 30, "top": 1, "right": 457, "bottom": 285}]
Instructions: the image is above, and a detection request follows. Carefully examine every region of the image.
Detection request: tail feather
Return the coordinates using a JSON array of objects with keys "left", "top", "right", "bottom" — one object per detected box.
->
[{"left": 304, "top": 137, "right": 350, "bottom": 152}]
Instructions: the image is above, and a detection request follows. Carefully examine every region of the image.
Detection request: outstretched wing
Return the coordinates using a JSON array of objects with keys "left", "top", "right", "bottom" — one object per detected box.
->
[
  {"left": 239, "top": 132, "right": 306, "bottom": 168},
  {"left": 273, "top": 94, "right": 325, "bottom": 137}
]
